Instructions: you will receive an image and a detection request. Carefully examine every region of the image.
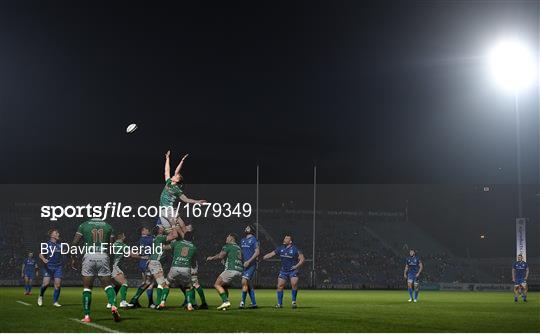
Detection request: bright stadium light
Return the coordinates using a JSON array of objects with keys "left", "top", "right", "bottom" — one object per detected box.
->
[{"left": 488, "top": 39, "right": 536, "bottom": 92}]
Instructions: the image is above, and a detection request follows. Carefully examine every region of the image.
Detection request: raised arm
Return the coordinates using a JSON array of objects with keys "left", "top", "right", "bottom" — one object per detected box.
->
[
  {"left": 206, "top": 250, "right": 227, "bottom": 261},
  {"left": 263, "top": 250, "right": 276, "bottom": 260},
  {"left": 164, "top": 150, "right": 171, "bottom": 180},
  {"left": 174, "top": 154, "right": 189, "bottom": 175},
  {"left": 179, "top": 194, "right": 206, "bottom": 204},
  {"left": 292, "top": 252, "right": 305, "bottom": 270}
]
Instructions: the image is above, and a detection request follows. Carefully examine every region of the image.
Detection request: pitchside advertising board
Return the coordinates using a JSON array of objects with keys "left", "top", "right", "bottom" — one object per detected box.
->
[{"left": 516, "top": 218, "right": 527, "bottom": 261}]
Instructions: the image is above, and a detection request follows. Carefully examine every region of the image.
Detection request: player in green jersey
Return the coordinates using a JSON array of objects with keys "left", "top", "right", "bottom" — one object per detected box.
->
[
  {"left": 71, "top": 218, "right": 120, "bottom": 323},
  {"left": 206, "top": 233, "right": 243, "bottom": 310},
  {"left": 109, "top": 233, "right": 146, "bottom": 308},
  {"left": 159, "top": 151, "right": 205, "bottom": 231},
  {"left": 163, "top": 231, "right": 198, "bottom": 311}
]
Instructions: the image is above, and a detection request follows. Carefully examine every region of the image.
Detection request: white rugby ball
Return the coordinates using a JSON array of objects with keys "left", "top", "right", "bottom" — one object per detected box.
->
[{"left": 126, "top": 123, "right": 138, "bottom": 133}]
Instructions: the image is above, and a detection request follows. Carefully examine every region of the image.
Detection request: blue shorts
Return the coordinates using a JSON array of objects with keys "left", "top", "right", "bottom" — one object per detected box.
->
[
  {"left": 42, "top": 265, "right": 63, "bottom": 279},
  {"left": 138, "top": 260, "right": 149, "bottom": 273},
  {"left": 24, "top": 271, "right": 35, "bottom": 279},
  {"left": 515, "top": 278, "right": 527, "bottom": 286},
  {"left": 242, "top": 265, "right": 256, "bottom": 280},
  {"left": 278, "top": 269, "right": 298, "bottom": 281},
  {"left": 407, "top": 272, "right": 418, "bottom": 284}
]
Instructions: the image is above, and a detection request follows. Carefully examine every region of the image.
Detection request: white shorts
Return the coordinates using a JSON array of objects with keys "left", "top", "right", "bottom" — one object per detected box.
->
[
  {"left": 167, "top": 267, "right": 192, "bottom": 287},
  {"left": 82, "top": 253, "right": 111, "bottom": 277},
  {"left": 111, "top": 264, "right": 124, "bottom": 278},
  {"left": 146, "top": 260, "right": 164, "bottom": 276},
  {"left": 219, "top": 270, "right": 242, "bottom": 285}
]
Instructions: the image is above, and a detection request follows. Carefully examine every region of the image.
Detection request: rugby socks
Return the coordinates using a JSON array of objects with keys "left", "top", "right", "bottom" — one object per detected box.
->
[
  {"left": 248, "top": 288, "right": 257, "bottom": 305},
  {"left": 82, "top": 288, "right": 92, "bottom": 315},
  {"left": 196, "top": 286, "right": 206, "bottom": 304},
  {"left": 186, "top": 289, "right": 196, "bottom": 304},
  {"left": 408, "top": 287, "right": 413, "bottom": 299},
  {"left": 147, "top": 288, "right": 154, "bottom": 305},
  {"left": 130, "top": 287, "right": 145, "bottom": 303},
  {"left": 180, "top": 287, "right": 187, "bottom": 305},
  {"left": 291, "top": 289, "right": 297, "bottom": 303},
  {"left": 522, "top": 293, "right": 527, "bottom": 301},
  {"left": 40, "top": 285, "right": 47, "bottom": 297},
  {"left": 119, "top": 284, "right": 128, "bottom": 302},
  {"left": 219, "top": 292, "right": 228, "bottom": 302},
  {"left": 156, "top": 285, "right": 163, "bottom": 304},
  {"left": 277, "top": 290, "right": 284, "bottom": 305},
  {"left": 53, "top": 287, "right": 61, "bottom": 303},
  {"left": 414, "top": 290, "right": 419, "bottom": 300},
  {"left": 104, "top": 285, "right": 116, "bottom": 306},
  {"left": 241, "top": 290, "right": 247, "bottom": 303},
  {"left": 161, "top": 287, "right": 170, "bottom": 303}
]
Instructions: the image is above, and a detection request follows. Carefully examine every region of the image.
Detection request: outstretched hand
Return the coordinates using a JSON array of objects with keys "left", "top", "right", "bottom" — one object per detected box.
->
[{"left": 165, "top": 150, "right": 171, "bottom": 159}]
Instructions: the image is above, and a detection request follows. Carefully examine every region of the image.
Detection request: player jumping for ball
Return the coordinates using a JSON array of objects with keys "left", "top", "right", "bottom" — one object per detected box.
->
[
  {"left": 263, "top": 234, "right": 305, "bottom": 309},
  {"left": 403, "top": 248, "right": 423, "bottom": 303},
  {"left": 207, "top": 233, "right": 244, "bottom": 310},
  {"left": 159, "top": 151, "right": 205, "bottom": 230},
  {"left": 512, "top": 254, "right": 529, "bottom": 302},
  {"left": 71, "top": 218, "right": 120, "bottom": 323}
]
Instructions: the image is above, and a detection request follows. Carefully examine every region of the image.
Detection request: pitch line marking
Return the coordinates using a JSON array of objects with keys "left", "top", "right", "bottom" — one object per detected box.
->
[
  {"left": 70, "top": 318, "right": 120, "bottom": 333},
  {"left": 16, "top": 300, "right": 31, "bottom": 306}
]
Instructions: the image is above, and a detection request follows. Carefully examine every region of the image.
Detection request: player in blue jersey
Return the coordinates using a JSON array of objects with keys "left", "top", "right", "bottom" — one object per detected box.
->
[
  {"left": 239, "top": 225, "right": 260, "bottom": 309},
  {"left": 403, "top": 249, "right": 423, "bottom": 303},
  {"left": 263, "top": 234, "right": 305, "bottom": 308},
  {"left": 21, "top": 252, "right": 38, "bottom": 295},
  {"left": 512, "top": 254, "right": 529, "bottom": 302},
  {"left": 38, "top": 228, "right": 64, "bottom": 307},
  {"left": 139, "top": 226, "right": 157, "bottom": 308}
]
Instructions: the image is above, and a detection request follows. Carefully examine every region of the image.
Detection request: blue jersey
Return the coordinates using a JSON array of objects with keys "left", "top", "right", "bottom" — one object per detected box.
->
[
  {"left": 240, "top": 235, "right": 258, "bottom": 265},
  {"left": 275, "top": 244, "right": 302, "bottom": 272},
  {"left": 513, "top": 261, "right": 528, "bottom": 281},
  {"left": 23, "top": 258, "right": 36, "bottom": 274},
  {"left": 139, "top": 235, "right": 153, "bottom": 267},
  {"left": 43, "top": 240, "right": 63, "bottom": 267},
  {"left": 406, "top": 255, "right": 421, "bottom": 274}
]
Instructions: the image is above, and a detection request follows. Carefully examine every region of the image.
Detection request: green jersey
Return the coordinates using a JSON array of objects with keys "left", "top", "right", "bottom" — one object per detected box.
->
[
  {"left": 112, "top": 240, "right": 127, "bottom": 267},
  {"left": 222, "top": 243, "right": 243, "bottom": 272},
  {"left": 149, "top": 234, "right": 168, "bottom": 262},
  {"left": 159, "top": 178, "right": 183, "bottom": 207},
  {"left": 171, "top": 239, "right": 196, "bottom": 268},
  {"left": 76, "top": 219, "right": 114, "bottom": 253}
]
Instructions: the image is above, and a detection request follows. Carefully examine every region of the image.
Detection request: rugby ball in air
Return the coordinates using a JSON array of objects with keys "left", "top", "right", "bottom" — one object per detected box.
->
[{"left": 126, "top": 123, "right": 138, "bottom": 133}]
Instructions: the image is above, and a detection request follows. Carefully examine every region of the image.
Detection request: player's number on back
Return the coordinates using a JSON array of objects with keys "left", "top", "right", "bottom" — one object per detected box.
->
[
  {"left": 181, "top": 247, "right": 189, "bottom": 257},
  {"left": 91, "top": 228, "right": 104, "bottom": 243}
]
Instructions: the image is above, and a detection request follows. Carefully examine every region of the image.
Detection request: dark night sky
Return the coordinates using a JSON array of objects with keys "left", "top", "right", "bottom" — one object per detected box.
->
[{"left": 0, "top": 0, "right": 538, "bottom": 185}]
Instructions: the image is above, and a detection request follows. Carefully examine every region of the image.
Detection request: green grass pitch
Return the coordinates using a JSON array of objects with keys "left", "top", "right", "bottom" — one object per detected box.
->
[{"left": 0, "top": 287, "right": 538, "bottom": 332}]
